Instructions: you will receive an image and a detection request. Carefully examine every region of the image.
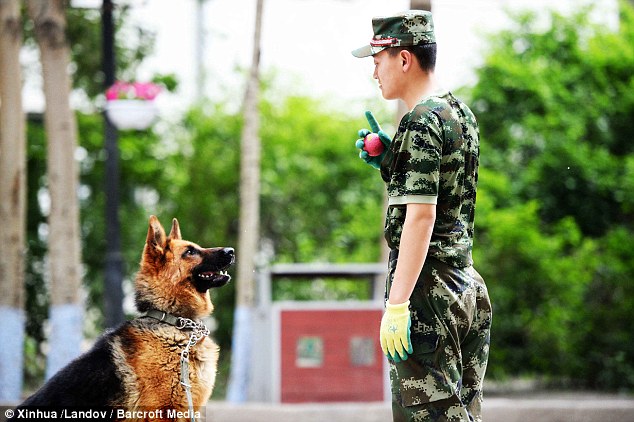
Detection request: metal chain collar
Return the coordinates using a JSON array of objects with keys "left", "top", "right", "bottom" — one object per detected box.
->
[
  {"left": 143, "top": 311, "right": 209, "bottom": 422},
  {"left": 178, "top": 316, "right": 209, "bottom": 422}
]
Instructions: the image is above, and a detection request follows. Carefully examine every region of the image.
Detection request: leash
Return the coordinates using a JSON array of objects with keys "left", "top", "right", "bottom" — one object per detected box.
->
[{"left": 144, "top": 309, "right": 210, "bottom": 422}]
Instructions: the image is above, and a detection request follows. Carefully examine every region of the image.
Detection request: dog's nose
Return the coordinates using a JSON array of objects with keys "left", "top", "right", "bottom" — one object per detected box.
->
[{"left": 223, "top": 248, "right": 235, "bottom": 263}]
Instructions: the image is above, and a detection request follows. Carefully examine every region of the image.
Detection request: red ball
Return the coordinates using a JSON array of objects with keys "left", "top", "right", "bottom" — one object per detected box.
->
[{"left": 364, "top": 133, "right": 384, "bottom": 156}]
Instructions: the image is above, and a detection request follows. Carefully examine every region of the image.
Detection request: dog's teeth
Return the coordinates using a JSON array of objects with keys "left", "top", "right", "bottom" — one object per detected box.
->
[{"left": 198, "top": 271, "right": 228, "bottom": 280}]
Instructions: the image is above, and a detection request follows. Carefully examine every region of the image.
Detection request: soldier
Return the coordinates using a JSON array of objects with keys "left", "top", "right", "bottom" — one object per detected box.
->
[{"left": 352, "top": 10, "right": 492, "bottom": 422}]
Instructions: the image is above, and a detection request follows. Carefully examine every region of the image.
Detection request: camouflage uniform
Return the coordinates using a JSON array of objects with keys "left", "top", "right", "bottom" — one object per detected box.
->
[
  {"left": 382, "top": 93, "right": 492, "bottom": 422},
  {"left": 353, "top": 11, "right": 492, "bottom": 421}
]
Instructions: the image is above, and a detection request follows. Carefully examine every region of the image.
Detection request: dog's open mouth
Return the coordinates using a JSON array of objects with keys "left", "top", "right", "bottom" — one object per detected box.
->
[
  {"left": 197, "top": 270, "right": 230, "bottom": 286},
  {"left": 193, "top": 267, "right": 231, "bottom": 292},
  {"left": 193, "top": 271, "right": 230, "bottom": 291}
]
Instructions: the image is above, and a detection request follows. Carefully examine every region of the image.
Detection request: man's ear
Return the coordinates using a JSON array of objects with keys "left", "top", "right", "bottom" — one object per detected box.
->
[{"left": 400, "top": 49, "right": 414, "bottom": 72}]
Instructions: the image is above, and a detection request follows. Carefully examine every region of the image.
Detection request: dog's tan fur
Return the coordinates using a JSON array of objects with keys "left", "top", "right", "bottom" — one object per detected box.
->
[{"left": 111, "top": 320, "right": 217, "bottom": 413}]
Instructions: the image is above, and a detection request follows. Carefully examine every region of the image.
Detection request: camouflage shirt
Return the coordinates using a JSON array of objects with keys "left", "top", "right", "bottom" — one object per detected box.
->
[{"left": 380, "top": 91, "right": 480, "bottom": 268}]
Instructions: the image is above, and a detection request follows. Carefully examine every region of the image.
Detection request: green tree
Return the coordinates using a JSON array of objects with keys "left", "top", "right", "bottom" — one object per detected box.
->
[
  {"left": 470, "top": 3, "right": 634, "bottom": 389},
  {"left": 259, "top": 95, "right": 386, "bottom": 264},
  {"left": 472, "top": 5, "right": 634, "bottom": 237},
  {"left": 164, "top": 93, "right": 388, "bottom": 347},
  {"left": 474, "top": 168, "right": 596, "bottom": 379}
]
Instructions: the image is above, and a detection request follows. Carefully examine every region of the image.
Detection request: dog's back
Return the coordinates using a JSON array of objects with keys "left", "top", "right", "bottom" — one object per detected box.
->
[{"left": 15, "top": 329, "right": 124, "bottom": 412}]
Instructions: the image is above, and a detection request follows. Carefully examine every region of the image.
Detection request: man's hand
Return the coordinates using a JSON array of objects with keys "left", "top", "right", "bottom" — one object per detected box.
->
[
  {"left": 355, "top": 111, "right": 392, "bottom": 169},
  {"left": 380, "top": 300, "right": 413, "bottom": 362}
]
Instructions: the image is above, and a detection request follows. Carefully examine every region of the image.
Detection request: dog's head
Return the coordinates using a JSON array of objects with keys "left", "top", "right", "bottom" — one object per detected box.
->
[{"left": 135, "top": 215, "right": 235, "bottom": 319}]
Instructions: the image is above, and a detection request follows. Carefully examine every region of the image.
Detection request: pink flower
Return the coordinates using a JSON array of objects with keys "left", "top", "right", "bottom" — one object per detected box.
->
[
  {"left": 133, "top": 82, "right": 161, "bottom": 100},
  {"left": 105, "top": 80, "right": 161, "bottom": 101}
]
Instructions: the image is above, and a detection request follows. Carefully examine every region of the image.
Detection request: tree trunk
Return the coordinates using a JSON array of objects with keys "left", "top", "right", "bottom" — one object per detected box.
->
[
  {"left": 0, "top": 0, "right": 27, "bottom": 402},
  {"left": 27, "top": 0, "right": 84, "bottom": 380},
  {"left": 227, "top": 0, "right": 264, "bottom": 403},
  {"left": 411, "top": 0, "right": 431, "bottom": 11}
]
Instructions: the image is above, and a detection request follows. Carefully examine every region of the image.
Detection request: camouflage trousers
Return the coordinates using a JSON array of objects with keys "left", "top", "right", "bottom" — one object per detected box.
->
[{"left": 386, "top": 251, "right": 492, "bottom": 422}]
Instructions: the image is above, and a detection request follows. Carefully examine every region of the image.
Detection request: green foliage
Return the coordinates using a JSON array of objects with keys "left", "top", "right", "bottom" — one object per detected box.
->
[
  {"left": 472, "top": 5, "right": 634, "bottom": 237},
  {"left": 471, "top": 3, "right": 634, "bottom": 389},
  {"left": 474, "top": 169, "right": 596, "bottom": 379},
  {"left": 158, "top": 95, "right": 387, "bottom": 348},
  {"left": 259, "top": 95, "right": 385, "bottom": 263},
  {"left": 24, "top": 117, "right": 48, "bottom": 361},
  {"left": 578, "top": 227, "right": 634, "bottom": 390}
]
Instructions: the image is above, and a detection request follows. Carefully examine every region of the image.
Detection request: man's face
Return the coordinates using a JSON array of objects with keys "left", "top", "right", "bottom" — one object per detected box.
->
[{"left": 373, "top": 49, "right": 403, "bottom": 101}]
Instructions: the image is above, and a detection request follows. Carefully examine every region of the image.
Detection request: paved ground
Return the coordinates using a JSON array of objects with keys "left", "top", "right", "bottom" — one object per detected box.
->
[
  {"left": 3, "top": 392, "right": 633, "bottom": 421},
  {"left": 206, "top": 393, "right": 634, "bottom": 422}
]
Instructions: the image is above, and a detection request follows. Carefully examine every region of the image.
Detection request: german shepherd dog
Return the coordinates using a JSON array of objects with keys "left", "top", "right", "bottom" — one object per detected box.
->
[{"left": 13, "top": 216, "right": 234, "bottom": 420}]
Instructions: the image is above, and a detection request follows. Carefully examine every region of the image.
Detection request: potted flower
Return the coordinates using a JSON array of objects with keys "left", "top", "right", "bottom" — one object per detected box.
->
[{"left": 105, "top": 81, "right": 161, "bottom": 130}]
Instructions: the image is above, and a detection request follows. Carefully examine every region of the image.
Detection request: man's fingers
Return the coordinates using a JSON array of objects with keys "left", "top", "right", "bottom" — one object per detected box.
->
[
  {"left": 405, "top": 320, "right": 413, "bottom": 354},
  {"left": 397, "top": 337, "right": 410, "bottom": 360},
  {"left": 405, "top": 338, "right": 413, "bottom": 355},
  {"left": 358, "top": 128, "right": 370, "bottom": 138},
  {"left": 365, "top": 111, "right": 381, "bottom": 133},
  {"left": 377, "top": 130, "right": 391, "bottom": 146},
  {"left": 386, "top": 338, "right": 398, "bottom": 361}
]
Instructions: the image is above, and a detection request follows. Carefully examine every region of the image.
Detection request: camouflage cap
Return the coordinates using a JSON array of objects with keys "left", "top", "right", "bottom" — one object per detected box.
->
[{"left": 352, "top": 10, "right": 435, "bottom": 58}]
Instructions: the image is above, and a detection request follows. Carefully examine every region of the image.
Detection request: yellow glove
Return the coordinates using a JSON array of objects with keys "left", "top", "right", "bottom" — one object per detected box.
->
[{"left": 380, "top": 301, "right": 413, "bottom": 362}]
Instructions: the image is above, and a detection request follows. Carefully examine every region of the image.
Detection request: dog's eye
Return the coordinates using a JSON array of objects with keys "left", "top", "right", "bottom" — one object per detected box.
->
[{"left": 182, "top": 247, "right": 200, "bottom": 258}]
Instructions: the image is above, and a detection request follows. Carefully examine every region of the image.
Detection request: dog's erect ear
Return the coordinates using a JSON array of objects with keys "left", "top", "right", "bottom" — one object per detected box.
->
[
  {"left": 168, "top": 218, "right": 182, "bottom": 240},
  {"left": 146, "top": 215, "right": 167, "bottom": 254}
]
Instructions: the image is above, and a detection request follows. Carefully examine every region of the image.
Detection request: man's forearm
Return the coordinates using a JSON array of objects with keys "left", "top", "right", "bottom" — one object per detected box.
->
[{"left": 388, "top": 203, "right": 436, "bottom": 304}]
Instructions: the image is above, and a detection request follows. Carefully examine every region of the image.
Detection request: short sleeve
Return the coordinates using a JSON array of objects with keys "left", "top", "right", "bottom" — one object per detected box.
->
[{"left": 386, "top": 110, "right": 443, "bottom": 206}]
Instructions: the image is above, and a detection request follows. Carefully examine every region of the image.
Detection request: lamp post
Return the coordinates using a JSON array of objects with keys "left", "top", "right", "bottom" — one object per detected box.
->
[{"left": 102, "top": 0, "right": 124, "bottom": 328}]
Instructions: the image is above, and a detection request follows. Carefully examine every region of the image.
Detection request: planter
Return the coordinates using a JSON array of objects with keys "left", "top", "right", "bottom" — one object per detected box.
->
[{"left": 105, "top": 99, "right": 158, "bottom": 130}]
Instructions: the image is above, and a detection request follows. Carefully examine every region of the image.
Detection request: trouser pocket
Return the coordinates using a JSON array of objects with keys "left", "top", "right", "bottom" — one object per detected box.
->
[{"left": 391, "top": 328, "right": 456, "bottom": 407}]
